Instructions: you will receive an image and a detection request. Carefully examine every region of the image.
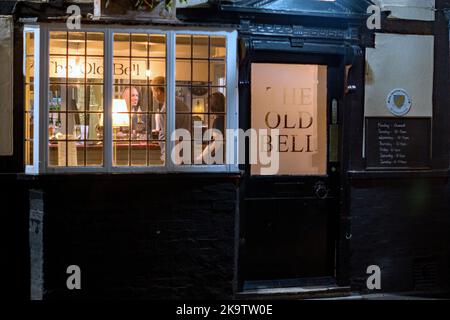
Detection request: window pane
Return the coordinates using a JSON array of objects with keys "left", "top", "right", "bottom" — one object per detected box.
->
[
  {"left": 210, "top": 114, "right": 226, "bottom": 135},
  {"left": 131, "top": 34, "right": 148, "bottom": 57},
  {"left": 48, "top": 32, "right": 105, "bottom": 168},
  {"left": 174, "top": 35, "right": 228, "bottom": 166},
  {"left": 149, "top": 141, "right": 164, "bottom": 165},
  {"left": 251, "top": 63, "right": 328, "bottom": 175},
  {"left": 85, "top": 113, "right": 103, "bottom": 140},
  {"left": 193, "top": 36, "right": 208, "bottom": 59},
  {"left": 25, "top": 84, "right": 34, "bottom": 112},
  {"left": 67, "top": 85, "right": 85, "bottom": 112},
  {"left": 131, "top": 145, "right": 147, "bottom": 166},
  {"left": 86, "top": 141, "right": 103, "bottom": 166},
  {"left": 113, "top": 142, "right": 130, "bottom": 166},
  {"left": 49, "top": 140, "right": 79, "bottom": 167},
  {"left": 26, "top": 32, "right": 34, "bottom": 56},
  {"left": 49, "top": 32, "right": 67, "bottom": 55},
  {"left": 149, "top": 35, "right": 166, "bottom": 58},
  {"left": 114, "top": 33, "right": 130, "bottom": 56},
  {"left": 86, "top": 56, "right": 104, "bottom": 84},
  {"left": 24, "top": 31, "right": 35, "bottom": 167},
  {"left": 210, "top": 60, "right": 226, "bottom": 86},
  {"left": 75, "top": 142, "right": 86, "bottom": 166},
  {"left": 176, "top": 59, "right": 191, "bottom": 82},
  {"left": 67, "top": 56, "right": 85, "bottom": 83},
  {"left": 69, "top": 113, "right": 86, "bottom": 141},
  {"left": 193, "top": 60, "right": 208, "bottom": 83},
  {"left": 149, "top": 58, "right": 166, "bottom": 81},
  {"left": 210, "top": 36, "right": 226, "bottom": 59},
  {"left": 86, "top": 85, "right": 103, "bottom": 112},
  {"left": 25, "top": 57, "right": 34, "bottom": 83},
  {"left": 176, "top": 86, "right": 191, "bottom": 112},
  {"left": 49, "top": 56, "right": 67, "bottom": 82},
  {"left": 25, "top": 140, "right": 33, "bottom": 166},
  {"left": 176, "top": 113, "right": 191, "bottom": 131},
  {"left": 87, "top": 32, "right": 104, "bottom": 56},
  {"left": 68, "top": 32, "right": 86, "bottom": 56},
  {"left": 131, "top": 58, "right": 148, "bottom": 85},
  {"left": 176, "top": 35, "right": 191, "bottom": 59},
  {"left": 25, "top": 112, "right": 34, "bottom": 140},
  {"left": 49, "top": 84, "right": 67, "bottom": 112},
  {"left": 112, "top": 33, "right": 167, "bottom": 167},
  {"left": 114, "top": 57, "right": 130, "bottom": 84},
  {"left": 210, "top": 87, "right": 226, "bottom": 113}
]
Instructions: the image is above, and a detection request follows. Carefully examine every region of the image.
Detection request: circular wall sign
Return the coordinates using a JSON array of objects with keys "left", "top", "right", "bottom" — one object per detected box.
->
[{"left": 386, "top": 89, "right": 412, "bottom": 116}]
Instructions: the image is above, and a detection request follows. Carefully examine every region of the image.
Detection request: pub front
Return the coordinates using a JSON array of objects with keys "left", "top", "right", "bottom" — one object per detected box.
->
[{"left": 1, "top": 0, "right": 449, "bottom": 300}]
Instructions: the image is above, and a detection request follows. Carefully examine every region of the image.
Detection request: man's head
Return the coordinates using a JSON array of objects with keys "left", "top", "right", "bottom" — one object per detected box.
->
[
  {"left": 151, "top": 76, "right": 166, "bottom": 104},
  {"left": 210, "top": 92, "right": 225, "bottom": 113},
  {"left": 122, "top": 87, "right": 139, "bottom": 109}
]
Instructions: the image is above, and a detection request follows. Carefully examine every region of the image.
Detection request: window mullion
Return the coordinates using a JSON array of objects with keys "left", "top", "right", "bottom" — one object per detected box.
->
[
  {"left": 227, "top": 31, "right": 238, "bottom": 172},
  {"left": 166, "top": 31, "right": 176, "bottom": 171},
  {"left": 39, "top": 26, "right": 49, "bottom": 174},
  {"left": 104, "top": 29, "right": 113, "bottom": 172}
]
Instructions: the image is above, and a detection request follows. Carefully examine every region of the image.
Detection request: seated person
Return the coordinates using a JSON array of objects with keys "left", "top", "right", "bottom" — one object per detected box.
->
[
  {"left": 151, "top": 76, "right": 190, "bottom": 161},
  {"left": 196, "top": 92, "right": 226, "bottom": 164},
  {"left": 122, "top": 86, "right": 148, "bottom": 139}
]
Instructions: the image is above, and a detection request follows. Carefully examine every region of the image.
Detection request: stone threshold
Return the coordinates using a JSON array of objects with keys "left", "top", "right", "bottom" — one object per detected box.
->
[{"left": 236, "top": 285, "right": 352, "bottom": 300}]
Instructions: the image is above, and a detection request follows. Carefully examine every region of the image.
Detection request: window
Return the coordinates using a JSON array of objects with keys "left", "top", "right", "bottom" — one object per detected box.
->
[
  {"left": 24, "top": 26, "right": 238, "bottom": 174},
  {"left": 48, "top": 31, "right": 105, "bottom": 167},
  {"left": 251, "top": 63, "right": 328, "bottom": 176},
  {"left": 112, "top": 33, "right": 166, "bottom": 167},
  {"left": 24, "top": 31, "right": 35, "bottom": 167}
]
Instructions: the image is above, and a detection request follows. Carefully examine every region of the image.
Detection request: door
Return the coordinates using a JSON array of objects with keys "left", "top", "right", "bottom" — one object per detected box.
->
[{"left": 240, "top": 60, "right": 342, "bottom": 285}]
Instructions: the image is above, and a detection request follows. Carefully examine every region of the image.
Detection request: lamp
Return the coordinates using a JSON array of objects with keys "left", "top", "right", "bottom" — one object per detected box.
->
[
  {"left": 112, "top": 99, "right": 129, "bottom": 128},
  {"left": 112, "top": 99, "right": 129, "bottom": 165}
]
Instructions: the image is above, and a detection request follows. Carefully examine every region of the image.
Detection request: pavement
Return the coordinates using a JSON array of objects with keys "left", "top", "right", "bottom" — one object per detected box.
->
[{"left": 319, "top": 292, "right": 450, "bottom": 300}]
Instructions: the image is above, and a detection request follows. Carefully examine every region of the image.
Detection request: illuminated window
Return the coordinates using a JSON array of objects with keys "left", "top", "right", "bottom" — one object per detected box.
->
[
  {"left": 112, "top": 33, "right": 166, "bottom": 166},
  {"left": 251, "top": 63, "right": 328, "bottom": 176},
  {"left": 48, "top": 31, "right": 105, "bottom": 167},
  {"left": 24, "top": 31, "right": 35, "bottom": 167},
  {"left": 175, "top": 35, "right": 227, "bottom": 165},
  {"left": 23, "top": 26, "right": 238, "bottom": 173}
]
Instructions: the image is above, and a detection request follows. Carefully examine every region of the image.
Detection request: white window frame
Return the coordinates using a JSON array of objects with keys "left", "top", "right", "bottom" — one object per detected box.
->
[{"left": 24, "top": 23, "right": 239, "bottom": 174}]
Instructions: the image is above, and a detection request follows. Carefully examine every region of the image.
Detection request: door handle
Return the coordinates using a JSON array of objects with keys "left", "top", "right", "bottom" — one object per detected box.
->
[{"left": 314, "top": 181, "right": 329, "bottom": 199}]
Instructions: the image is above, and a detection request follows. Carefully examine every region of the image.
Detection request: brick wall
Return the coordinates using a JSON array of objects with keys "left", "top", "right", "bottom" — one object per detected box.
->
[
  {"left": 29, "top": 175, "right": 238, "bottom": 299},
  {"left": 348, "top": 178, "right": 450, "bottom": 294}
]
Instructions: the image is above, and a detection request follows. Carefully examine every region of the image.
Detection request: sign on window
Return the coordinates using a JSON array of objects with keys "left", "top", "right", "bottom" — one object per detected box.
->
[{"left": 251, "top": 63, "right": 328, "bottom": 176}]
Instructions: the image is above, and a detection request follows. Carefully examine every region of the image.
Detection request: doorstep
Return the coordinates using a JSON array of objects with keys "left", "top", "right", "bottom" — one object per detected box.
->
[{"left": 236, "top": 277, "right": 352, "bottom": 300}]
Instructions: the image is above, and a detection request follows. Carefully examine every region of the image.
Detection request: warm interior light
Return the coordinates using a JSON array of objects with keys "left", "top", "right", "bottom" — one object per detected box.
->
[
  {"left": 68, "top": 57, "right": 82, "bottom": 78},
  {"left": 112, "top": 99, "right": 129, "bottom": 127}
]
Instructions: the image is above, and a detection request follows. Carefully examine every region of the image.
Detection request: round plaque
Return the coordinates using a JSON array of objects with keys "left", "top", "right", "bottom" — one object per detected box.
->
[{"left": 386, "top": 88, "right": 412, "bottom": 117}]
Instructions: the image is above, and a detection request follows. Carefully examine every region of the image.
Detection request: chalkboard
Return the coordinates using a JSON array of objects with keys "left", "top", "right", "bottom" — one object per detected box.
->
[{"left": 366, "top": 117, "right": 431, "bottom": 169}]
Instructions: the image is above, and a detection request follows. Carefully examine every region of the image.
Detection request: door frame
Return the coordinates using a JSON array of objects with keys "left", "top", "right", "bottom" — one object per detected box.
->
[{"left": 237, "top": 44, "right": 349, "bottom": 290}]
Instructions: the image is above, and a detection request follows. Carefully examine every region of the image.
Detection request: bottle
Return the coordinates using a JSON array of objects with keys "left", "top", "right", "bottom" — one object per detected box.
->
[
  {"left": 56, "top": 96, "right": 61, "bottom": 112},
  {"left": 55, "top": 113, "right": 62, "bottom": 134},
  {"left": 48, "top": 116, "right": 54, "bottom": 138}
]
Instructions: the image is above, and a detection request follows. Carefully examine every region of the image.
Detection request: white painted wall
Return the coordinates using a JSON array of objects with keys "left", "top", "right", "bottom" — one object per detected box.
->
[
  {"left": 365, "top": 33, "right": 434, "bottom": 118},
  {"left": 372, "top": 0, "right": 435, "bottom": 21}
]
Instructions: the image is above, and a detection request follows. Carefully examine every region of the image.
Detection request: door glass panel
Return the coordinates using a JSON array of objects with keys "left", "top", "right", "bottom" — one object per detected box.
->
[{"left": 251, "top": 63, "right": 327, "bottom": 175}]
